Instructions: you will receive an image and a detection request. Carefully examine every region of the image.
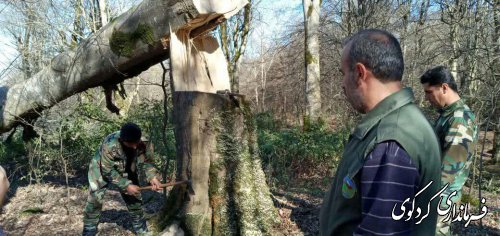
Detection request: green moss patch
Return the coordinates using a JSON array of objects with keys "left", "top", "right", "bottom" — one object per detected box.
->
[
  {"left": 305, "top": 50, "right": 317, "bottom": 65},
  {"left": 110, "top": 23, "right": 155, "bottom": 57}
]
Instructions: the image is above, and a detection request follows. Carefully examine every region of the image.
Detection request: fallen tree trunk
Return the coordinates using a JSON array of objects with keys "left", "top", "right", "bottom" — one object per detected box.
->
[{"left": 0, "top": 0, "right": 246, "bottom": 133}]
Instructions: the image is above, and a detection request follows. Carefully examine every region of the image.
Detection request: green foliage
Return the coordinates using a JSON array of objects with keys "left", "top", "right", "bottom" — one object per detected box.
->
[
  {"left": 256, "top": 112, "right": 347, "bottom": 187},
  {"left": 0, "top": 98, "right": 175, "bottom": 186},
  {"left": 461, "top": 193, "right": 480, "bottom": 207},
  {"left": 127, "top": 102, "right": 176, "bottom": 182},
  {"left": 0, "top": 133, "right": 26, "bottom": 164}
]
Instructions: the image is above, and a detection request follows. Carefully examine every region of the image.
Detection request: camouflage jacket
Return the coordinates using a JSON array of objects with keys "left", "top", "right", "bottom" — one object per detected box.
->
[
  {"left": 88, "top": 131, "right": 159, "bottom": 192},
  {"left": 435, "top": 99, "right": 477, "bottom": 203}
]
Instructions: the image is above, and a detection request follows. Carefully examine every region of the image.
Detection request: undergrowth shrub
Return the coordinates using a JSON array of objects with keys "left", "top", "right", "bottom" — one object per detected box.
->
[
  {"left": 0, "top": 99, "right": 175, "bottom": 185},
  {"left": 256, "top": 112, "right": 349, "bottom": 188}
]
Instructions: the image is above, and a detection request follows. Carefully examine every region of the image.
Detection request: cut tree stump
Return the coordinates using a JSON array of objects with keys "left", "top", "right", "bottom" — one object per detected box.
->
[{"left": 158, "top": 92, "right": 278, "bottom": 235}]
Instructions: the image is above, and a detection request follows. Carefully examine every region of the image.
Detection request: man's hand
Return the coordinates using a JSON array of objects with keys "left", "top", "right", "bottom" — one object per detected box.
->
[
  {"left": 150, "top": 177, "right": 162, "bottom": 191},
  {"left": 126, "top": 184, "right": 141, "bottom": 196}
]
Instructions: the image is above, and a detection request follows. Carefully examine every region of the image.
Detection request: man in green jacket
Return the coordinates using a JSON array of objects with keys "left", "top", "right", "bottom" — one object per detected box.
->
[
  {"left": 319, "top": 29, "right": 441, "bottom": 235},
  {"left": 420, "top": 66, "right": 478, "bottom": 235},
  {"left": 82, "top": 122, "right": 162, "bottom": 236}
]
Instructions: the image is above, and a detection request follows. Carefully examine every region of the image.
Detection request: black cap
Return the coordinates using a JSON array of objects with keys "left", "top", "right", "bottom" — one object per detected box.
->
[{"left": 120, "top": 122, "right": 142, "bottom": 143}]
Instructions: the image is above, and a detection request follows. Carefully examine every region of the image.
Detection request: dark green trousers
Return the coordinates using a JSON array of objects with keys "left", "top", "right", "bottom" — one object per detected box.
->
[{"left": 82, "top": 187, "right": 147, "bottom": 235}]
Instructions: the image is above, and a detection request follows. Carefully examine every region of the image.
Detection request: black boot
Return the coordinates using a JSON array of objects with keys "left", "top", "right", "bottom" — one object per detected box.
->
[
  {"left": 82, "top": 227, "right": 97, "bottom": 236},
  {"left": 133, "top": 219, "right": 148, "bottom": 235}
]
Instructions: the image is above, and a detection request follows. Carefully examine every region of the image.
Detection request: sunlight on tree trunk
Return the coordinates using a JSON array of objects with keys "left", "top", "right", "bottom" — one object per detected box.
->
[
  {"left": 303, "top": 0, "right": 321, "bottom": 120},
  {"left": 155, "top": 25, "right": 278, "bottom": 235}
]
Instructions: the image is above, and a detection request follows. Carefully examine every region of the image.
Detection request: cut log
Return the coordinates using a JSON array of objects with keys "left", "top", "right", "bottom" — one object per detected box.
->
[{"left": 0, "top": 0, "right": 247, "bottom": 133}]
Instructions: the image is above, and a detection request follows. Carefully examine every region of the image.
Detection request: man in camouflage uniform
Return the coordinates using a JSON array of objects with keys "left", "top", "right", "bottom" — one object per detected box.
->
[
  {"left": 0, "top": 165, "right": 7, "bottom": 235},
  {"left": 82, "top": 122, "right": 162, "bottom": 236},
  {"left": 420, "top": 66, "right": 478, "bottom": 236},
  {"left": 0, "top": 165, "right": 8, "bottom": 208}
]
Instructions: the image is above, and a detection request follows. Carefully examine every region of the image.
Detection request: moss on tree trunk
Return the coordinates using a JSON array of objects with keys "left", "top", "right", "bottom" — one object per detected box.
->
[{"left": 157, "top": 91, "right": 278, "bottom": 235}]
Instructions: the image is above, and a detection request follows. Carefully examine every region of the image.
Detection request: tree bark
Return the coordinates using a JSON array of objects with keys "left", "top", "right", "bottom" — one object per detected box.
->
[
  {"left": 97, "top": 0, "right": 109, "bottom": 28},
  {"left": 493, "top": 0, "right": 500, "bottom": 164},
  {"left": 158, "top": 22, "right": 278, "bottom": 234},
  {"left": 0, "top": 0, "right": 246, "bottom": 133},
  {"left": 303, "top": 0, "right": 321, "bottom": 119},
  {"left": 71, "top": 0, "right": 85, "bottom": 47},
  {"left": 158, "top": 92, "right": 278, "bottom": 235},
  {"left": 495, "top": 117, "right": 500, "bottom": 164}
]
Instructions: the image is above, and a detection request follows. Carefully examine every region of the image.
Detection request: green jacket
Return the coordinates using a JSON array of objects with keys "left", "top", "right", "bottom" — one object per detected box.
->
[
  {"left": 435, "top": 99, "right": 477, "bottom": 204},
  {"left": 319, "top": 88, "right": 441, "bottom": 236},
  {"left": 88, "top": 131, "right": 159, "bottom": 192}
]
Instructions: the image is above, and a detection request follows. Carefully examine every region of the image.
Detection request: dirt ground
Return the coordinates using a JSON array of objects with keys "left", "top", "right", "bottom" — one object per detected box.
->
[
  {"left": 0, "top": 182, "right": 165, "bottom": 236},
  {"left": 0, "top": 178, "right": 498, "bottom": 235},
  {"left": 0, "top": 131, "right": 498, "bottom": 235}
]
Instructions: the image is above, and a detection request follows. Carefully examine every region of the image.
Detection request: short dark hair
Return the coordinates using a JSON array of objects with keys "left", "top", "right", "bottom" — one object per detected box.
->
[
  {"left": 120, "top": 122, "right": 142, "bottom": 143},
  {"left": 419, "top": 66, "right": 458, "bottom": 92},
  {"left": 343, "top": 29, "right": 404, "bottom": 82}
]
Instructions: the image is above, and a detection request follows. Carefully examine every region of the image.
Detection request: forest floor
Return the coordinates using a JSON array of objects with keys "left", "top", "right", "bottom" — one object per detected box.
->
[
  {"left": 1, "top": 175, "right": 498, "bottom": 236},
  {"left": 0, "top": 132, "right": 498, "bottom": 235},
  {"left": 0, "top": 174, "right": 165, "bottom": 235}
]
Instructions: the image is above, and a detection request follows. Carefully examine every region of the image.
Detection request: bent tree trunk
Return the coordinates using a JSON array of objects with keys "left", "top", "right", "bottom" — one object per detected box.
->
[
  {"left": 158, "top": 92, "right": 278, "bottom": 235},
  {"left": 0, "top": 0, "right": 245, "bottom": 133}
]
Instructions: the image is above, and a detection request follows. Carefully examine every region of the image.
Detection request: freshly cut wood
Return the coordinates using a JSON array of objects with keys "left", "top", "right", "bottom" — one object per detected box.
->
[
  {"left": 170, "top": 30, "right": 231, "bottom": 93},
  {"left": 0, "top": 0, "right": 247, "bottom": 133}
]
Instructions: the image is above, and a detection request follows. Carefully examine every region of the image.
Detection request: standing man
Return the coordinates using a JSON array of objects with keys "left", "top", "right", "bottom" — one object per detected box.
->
[
  {"left": 420, "top": 66, "right": 478, "bottom": 235},
  {"left": 320, "top": 29, "right": 441, "bottom": 235},
  {"left": 82, "top": 122, "right": 162, "bottom": 236}
]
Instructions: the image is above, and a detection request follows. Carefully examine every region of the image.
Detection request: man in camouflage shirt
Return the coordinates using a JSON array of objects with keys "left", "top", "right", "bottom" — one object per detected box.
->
[
  {"left": 82, "top": 122, "right": 162, "bottom": 236},
  {"left": 420, "top": 66, "right": 478, "bottom": 235}
]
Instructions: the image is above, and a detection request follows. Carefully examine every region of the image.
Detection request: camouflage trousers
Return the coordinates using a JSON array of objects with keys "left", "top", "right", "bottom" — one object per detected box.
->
[{"left": 82, "top": 187, "right": 148, "bottom": 235}]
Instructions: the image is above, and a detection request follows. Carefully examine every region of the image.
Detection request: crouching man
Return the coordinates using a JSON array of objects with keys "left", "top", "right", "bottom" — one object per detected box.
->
[
  {"left": 0, "top": 165, "right": 9, "bottom": 235},
  {"left": 82, "top": 122, "right": 162, "bottom": 236}
]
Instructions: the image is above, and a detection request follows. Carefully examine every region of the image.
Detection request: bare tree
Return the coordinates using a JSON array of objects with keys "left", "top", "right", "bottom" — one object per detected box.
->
[
  {"left": 219, "top": 0, "right": 253, "bottom": 93},
  {"left": 438, "top": 0, "right": 467, "bottom": 81}
]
